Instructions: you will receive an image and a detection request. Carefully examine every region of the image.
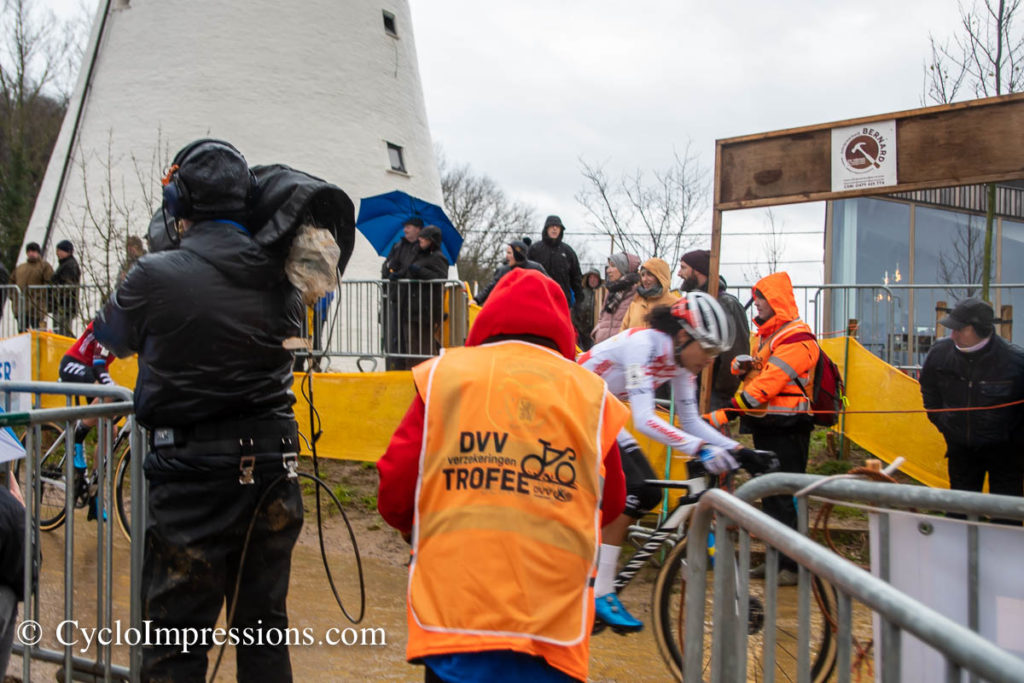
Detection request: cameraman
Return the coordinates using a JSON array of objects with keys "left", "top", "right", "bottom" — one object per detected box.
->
[{"left": 95, "top": 139, "right": 305, "bottom": 682}]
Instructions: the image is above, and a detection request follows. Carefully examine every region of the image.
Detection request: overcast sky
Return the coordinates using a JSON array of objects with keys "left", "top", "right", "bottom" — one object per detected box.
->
[{"left": 44, "top": 0, "right": 965, "bottom": 287}]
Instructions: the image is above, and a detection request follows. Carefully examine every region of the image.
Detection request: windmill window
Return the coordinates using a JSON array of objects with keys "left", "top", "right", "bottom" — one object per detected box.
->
[
  {"left": 387, "top": 142, "right": 406, "bottom": 173},
  {"left": 383, "top": 11, "right": 398, "bottom": 37}
]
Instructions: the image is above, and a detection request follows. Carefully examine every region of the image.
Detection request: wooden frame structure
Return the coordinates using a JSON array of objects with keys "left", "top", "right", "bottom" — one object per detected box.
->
[{"left": 702, "top": 91, "right": 1024, "bottom": 409}]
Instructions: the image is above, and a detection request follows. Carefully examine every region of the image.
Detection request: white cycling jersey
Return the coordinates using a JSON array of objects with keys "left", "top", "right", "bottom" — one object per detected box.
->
[{"left": 579, "top": 327, "right": 739, "bottom": 455}]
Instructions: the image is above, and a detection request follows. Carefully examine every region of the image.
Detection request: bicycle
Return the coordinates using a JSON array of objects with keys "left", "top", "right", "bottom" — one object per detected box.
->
[
  {"left": 598, "top": 449, "right": 839, "bottom": 682},
  {"left": 16, "top": 419, "right": 134, "bottom": 541}
]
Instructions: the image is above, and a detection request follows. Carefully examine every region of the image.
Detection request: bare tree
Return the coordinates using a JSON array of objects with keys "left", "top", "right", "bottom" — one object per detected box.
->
[
  {"left": 0, "top": 0, "right": 83, "bottom": 266},
  {"left": 937, "top": 215, "right": 984, "bottom": 300},
  {"left": 575, "top": 142, "right": 708, "bottom": 264},
  {"left": 55, "top": 130, "right": 171, "bottom": 307},
  {"left": 742, "top": 208, "right": 785, "bottom": 283},
  {"left": 924, "top": 0, "right": 1023, "bottom": 300},
  {"left": 438, "top": 149, "right": 536, "bottom": 287}
]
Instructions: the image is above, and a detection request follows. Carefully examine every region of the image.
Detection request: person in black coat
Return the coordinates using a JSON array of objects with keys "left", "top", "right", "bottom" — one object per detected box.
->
[
  {"left": 920, "top": 297, "right": 1024, "bottom": 500},
  {"left": 0, "top": 476, "right": 27, "bottom": 677},
  {"left": 388, "top": 224, "right": 449, "bottom": 368},
  {"left": 474, "top": 237, "right": 547, "bottom": 306},
  {"left": 94, "top": 139, "right": 306, "bottom": 682},
  {"left": 527, "top": 215, "right": 583, "bottom": 310},
  {"left": 678, "top": 249, "right": 751, "bottom": 412},
  {"left": 381, "top": 218, "right": 423, "bottom": 369},
  {"left": 50, "top": 239, "right": 81, "bottom": 337}
]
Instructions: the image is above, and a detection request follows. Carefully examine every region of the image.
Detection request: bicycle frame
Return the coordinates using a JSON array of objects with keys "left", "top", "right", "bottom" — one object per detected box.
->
[{"left": 614, "top": 476, "right": 707, "bottom": 592}]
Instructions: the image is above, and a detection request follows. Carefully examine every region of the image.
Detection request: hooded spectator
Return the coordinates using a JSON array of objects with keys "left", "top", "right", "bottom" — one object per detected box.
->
[
  {"left": 527, "top": 215, "right": 583, "bottom": 309},
  {"left": 591, "top": 252, "right": 640, "bottom": 344},
  {"left": 619, "top": 257, "right": 679, "bottom": 330},
  {"left": 474, "top": 237, "right": 547, "bottom": 306}
]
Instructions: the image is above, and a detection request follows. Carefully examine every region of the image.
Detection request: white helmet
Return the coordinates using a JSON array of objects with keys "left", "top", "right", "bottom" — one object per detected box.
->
[{"left": 671, "top": 291, "right": 734, "bottom": 355}]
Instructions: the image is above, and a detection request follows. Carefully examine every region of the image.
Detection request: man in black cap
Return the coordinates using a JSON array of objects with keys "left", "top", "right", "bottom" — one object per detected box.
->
[
  {"left": 527, "top": 215, "right": 583, "bottom": 312},
  {"left": 381, "top": 217, "right": 424, "bottom": 369},
  {"left": 10, "top": 242, "right": 53, "bottom": 331},
  {"left": 50, "top": 239, "right": 81, "bottom": 337},
  {"left": 920, "top": 297, "right": 1024, "bottom": 501},
  {"left": 678, "top": 249, "right": 750, "bottom": 411},
  {"left": 95, "top": 138, "right": 305, "bottom": 681}
]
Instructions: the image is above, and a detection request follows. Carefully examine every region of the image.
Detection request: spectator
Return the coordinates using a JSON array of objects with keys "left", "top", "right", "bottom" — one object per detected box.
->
[
  {"left": 0, "top": 474, "right": 28, "bottom": 678},
  {"left": 388, "top": 224, "right": 448, "bottom": 368},
  {"left": 678, "top": 249, "right": 750, "bottom": 411},
  {"left": 51, "top": 239, "right": 81, "bottom": 337},
  {"left": 118, "top": 235, "right": 147, "bottom": 283},
  {"left": 704, "top": 271, "right": 818, "bottom": 586},
  {"left": 619, "top": 257, "right": 679, "bottom": 330},
  {"left": 94, "top": 138, "right": 307, "bottom": 681},
  {"left": 527, "top": 215, "right": 583, "bottom": 310},
  {"left": 920, "top": 297, "right": 1024, "bottom": 501},
  {"left": 378, "top": 268, "right": 629, "bottom": 682},
  {"left": 10, "top": 242, "right": 53, "bottom": 332},
  {"left": 591, "top": 252, "right": 640, "bottom": 344},
  {"left": 474, "top": 237, "right": 546, "bottom": 306},
  {"left": 381, "top": 217, "right": 424, "bottom": 370},
  {"left": 574, "top": 269, "right": 602, "bottom": 351}
]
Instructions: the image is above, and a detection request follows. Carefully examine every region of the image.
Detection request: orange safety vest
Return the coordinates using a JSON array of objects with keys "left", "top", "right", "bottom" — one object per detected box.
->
[
  {"left": 407, "top": 341, "right": 628, "bottom": 681},
  {"left": 738, "top": 320, "right": 818, "bottom": 417}
]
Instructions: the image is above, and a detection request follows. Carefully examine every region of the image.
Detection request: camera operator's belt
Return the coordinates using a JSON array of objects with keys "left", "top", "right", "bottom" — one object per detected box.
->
[{"left": 149, "top": 418, "right": 298, "bottom": 456}]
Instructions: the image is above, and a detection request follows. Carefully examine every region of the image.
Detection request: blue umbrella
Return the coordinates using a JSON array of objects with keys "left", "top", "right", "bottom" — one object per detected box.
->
[{"left": 356, "top": 190, "right": 463, "bottom": 264}]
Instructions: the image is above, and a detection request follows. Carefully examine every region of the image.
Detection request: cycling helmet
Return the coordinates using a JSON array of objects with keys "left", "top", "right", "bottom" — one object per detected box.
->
[{"left": 670, "top": 291, "right": 734, "bottom": 355}]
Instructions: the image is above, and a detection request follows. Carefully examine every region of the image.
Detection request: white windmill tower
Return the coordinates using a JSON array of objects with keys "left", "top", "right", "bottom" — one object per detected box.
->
[{"left": 26, "top": 0, "right": 441, "bottom": 289}]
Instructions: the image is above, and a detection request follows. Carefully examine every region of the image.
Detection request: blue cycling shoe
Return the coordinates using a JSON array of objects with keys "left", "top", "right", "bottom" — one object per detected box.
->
[{"left": 594, "top": 592, "right": 643, "bottom": 634}]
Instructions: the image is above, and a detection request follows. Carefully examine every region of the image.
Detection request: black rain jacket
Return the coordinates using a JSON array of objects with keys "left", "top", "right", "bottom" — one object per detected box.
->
[
  {"left": 527, "top": 226, "right": 583, "bottom": 307},
  {"left": 920, "top": 335, "right": 1024, "bottom": 449},
  {"left": 94, "top": 220, "right": 303, "bottom": 430}
]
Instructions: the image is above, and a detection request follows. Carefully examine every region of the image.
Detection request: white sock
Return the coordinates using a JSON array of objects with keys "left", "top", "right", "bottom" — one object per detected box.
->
[{"left": 595, "top": 543, "right": 622, "bottom": 598}]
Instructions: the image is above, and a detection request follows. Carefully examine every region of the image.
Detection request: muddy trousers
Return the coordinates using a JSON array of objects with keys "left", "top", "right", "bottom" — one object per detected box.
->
[{"left": 141, "top": 470, "right": 304, "bottom": 683}]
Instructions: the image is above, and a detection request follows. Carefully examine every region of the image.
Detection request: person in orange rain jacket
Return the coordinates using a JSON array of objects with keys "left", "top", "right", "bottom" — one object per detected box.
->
[
  {"left": 704, "top": 271, "right": 819, "bottom": 585},
  {"left": 377, "top": 268, "right": 630, "bottom": 683}
]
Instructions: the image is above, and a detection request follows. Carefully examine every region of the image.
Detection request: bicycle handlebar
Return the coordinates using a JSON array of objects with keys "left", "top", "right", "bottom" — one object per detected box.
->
[{"left": 733, "top": 448, "right": 780, "bottom": 476}]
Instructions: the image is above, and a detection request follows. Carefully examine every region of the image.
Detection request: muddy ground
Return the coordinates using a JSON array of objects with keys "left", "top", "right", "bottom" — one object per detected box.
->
[{"left": 5, "top": 434, "right": 877, "bottom": 682}]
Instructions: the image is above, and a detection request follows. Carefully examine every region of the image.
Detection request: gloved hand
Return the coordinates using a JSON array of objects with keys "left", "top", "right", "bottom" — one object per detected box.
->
[
  {"left": 703, "top": 409, "right": 730, "bottom": 429},
  {"left": 731, "top": 447, "right": 779, "bottom": 475},
  {"left": 731, "top": 354, "right": 757, "bottom": 376},
  {"left": 697, "top": 444, "right": 739, "bottom": 474},
  {"left": 97, "top": 372, "right": 115, "bottom": 386},
  {"left": 408, "top": 263, "right": 423, "bottom": 276}
]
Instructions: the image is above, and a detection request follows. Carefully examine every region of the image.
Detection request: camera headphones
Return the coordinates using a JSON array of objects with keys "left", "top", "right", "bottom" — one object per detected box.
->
[{"left": 161, "top": 138, "right": 259, "bottom": 224}]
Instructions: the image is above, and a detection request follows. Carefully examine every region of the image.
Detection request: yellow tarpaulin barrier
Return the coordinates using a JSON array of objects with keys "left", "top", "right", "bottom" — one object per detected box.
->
[
  {"left": 20, "top": 331, "right": 949, "bottom": 485},
  {"left": 822, "top": 336, "right": 949, "bottom": 489}
]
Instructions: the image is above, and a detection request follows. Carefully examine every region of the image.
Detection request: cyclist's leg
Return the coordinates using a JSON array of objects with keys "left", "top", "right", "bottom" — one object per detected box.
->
[
  {"left": 594, "top": 430, "right": 660, "bottom": 632},
  {"left": 58, "top": 358, "right": 93, "bottom": 496}
]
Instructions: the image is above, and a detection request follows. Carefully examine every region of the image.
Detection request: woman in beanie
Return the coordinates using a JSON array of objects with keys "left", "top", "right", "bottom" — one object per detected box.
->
[
  {"left": 389, "top": 225, "right": 449, "bottom": 363},
  {"left": 474, "top": 237, "right": 547, "bottom": 306},
  {"left": 591, "top": 252, "right": 641, "bottom": 343},
  {"left": 619, "top": 257, "right": 679, "bottom": 331}
]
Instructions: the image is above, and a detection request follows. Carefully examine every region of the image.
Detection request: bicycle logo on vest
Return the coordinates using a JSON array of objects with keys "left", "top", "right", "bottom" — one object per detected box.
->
[{"left": 521, "top": 440, "right": 577, "bottom": 496}]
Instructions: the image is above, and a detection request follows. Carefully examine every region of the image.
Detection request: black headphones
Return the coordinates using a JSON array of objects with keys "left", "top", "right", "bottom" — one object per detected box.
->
[{"left": 161, "top": 138, "right": 258, "bottom": 221}]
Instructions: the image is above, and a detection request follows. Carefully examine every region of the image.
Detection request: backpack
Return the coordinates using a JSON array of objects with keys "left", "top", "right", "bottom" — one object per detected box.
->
[
  {"left": 805, "top": 343, "right": 845, "bottom": 427},
  {"left": 776, "top": 330, "right": 845, "bottom": 427}
]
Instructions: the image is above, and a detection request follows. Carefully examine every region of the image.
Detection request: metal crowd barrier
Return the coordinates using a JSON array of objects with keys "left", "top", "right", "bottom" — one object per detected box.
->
[
  {"left": 297, "top": 279, "right": 469, "bottom": 371},
  {"left": 1, "top": 381, "right": 145, "bottom": 683},
  {"left": 681, "top": 472, "right": 1024, "bottom": 682}
]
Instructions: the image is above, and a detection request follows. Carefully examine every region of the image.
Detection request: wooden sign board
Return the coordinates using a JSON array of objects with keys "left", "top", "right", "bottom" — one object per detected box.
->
[{"left": 715, "top": 92, "right": 1024, "bottom": 211}]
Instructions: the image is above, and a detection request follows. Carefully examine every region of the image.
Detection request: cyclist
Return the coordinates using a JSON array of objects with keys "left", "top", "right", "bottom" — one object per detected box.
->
[
  {"left": 578, "top": 291, "right": 755, "bottom": 632},
  {"left": 58, "top": 320, "right": 115, "bottom": 520}
]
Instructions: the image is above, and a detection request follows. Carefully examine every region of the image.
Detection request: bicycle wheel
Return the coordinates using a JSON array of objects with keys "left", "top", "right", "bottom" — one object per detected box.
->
[
  {"left": 652, "top": 537, "right": 838, "bottom": 682},
  {"left": 16, "top": 423, "right": 69, "bottom": 531},
  {"left": 113, "top": 434, "right": 133, "bottom": 541}
]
